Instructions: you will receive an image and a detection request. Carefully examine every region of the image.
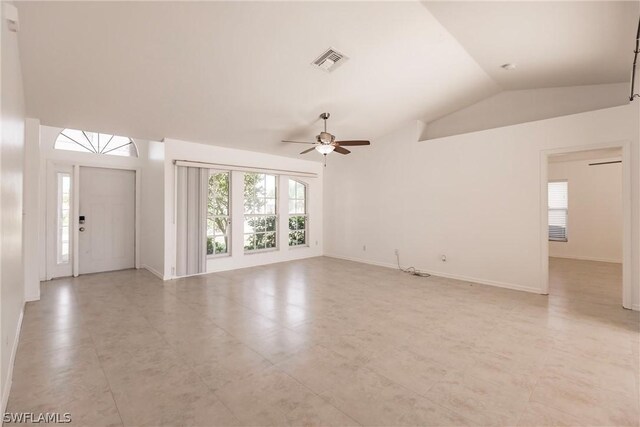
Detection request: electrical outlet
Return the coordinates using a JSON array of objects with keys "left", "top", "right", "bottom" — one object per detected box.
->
[{"left": 441, "top": 255, "right": 447, "bottom": 262}]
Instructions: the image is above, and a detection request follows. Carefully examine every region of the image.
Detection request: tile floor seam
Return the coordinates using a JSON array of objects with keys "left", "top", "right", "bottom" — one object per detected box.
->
[
  {"left": 108, "top": 277, "right": 239, "bottom": 426},
  {"left": 137, "top": 289, "right": 280, "bottom": 426},
  {"left": 72, "top": 278, "right": 126, "bottom": 427},
  {"left": 276, "top": 367, "right": 363, "bottom": 426},
  {"left": 128, "top": 291, "right": 260, "bottom": 417}
]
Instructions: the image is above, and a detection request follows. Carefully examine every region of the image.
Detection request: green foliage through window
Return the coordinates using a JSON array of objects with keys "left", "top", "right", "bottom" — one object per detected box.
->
[
  {"left": 244, "top": 173, "right": 277, "bottom": 251},
  {"left": 207, "top": 171, "right": 230, "bottom": 255},
  {"left": 288, "top": 179, "right": 307, "bottom": 246}
]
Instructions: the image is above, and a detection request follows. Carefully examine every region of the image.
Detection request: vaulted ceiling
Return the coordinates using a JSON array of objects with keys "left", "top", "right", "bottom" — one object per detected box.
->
[
  {"left": 15, "top": 1, "right": 638, "bottom": 158},
  {"left": 424, "top": 1, "right": 639, "bottom": 90}
]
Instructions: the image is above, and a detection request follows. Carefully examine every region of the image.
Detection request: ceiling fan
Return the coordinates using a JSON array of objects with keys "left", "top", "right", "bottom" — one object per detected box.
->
[{"left": 282, "top": 113, "right": 370, "bottom": 164}]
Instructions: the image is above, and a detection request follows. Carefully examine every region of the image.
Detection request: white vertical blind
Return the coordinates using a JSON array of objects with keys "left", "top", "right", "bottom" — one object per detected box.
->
[
  {"left": 548, "top": 181, "right": 568, "bottom": 241},
  {"left": 175, "top": 166, "right": 208, "bottom": 276}
]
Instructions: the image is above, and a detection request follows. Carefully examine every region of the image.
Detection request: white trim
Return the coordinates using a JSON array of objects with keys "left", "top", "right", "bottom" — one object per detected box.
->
[
  {"left": 540, "top": 140, "right": 632, "bottom": 309},
  {"left": 46, "top": 162, "right": 74, "bottom": 280},
  {"left": 142, "top": 264, "right": 165, "bottom": 280},
  {"left": 324, "top": 254, "right": 541, "bottom": 294},
  {"left": 176, "top": 249, "right": 319, "bottom": 279},
  {"left": 72, "top": 165, "right": 79, "bottom": 277},
  {"left": 25, "top": 292, "right": 40, "bottom": 303},
  {"left": 2, "top": 306, "right": 24, "bottom": 414},
  {"left": 632, "top": 304, "right": 640, "bottom": 311},
  {"left": 173, "top": 159, "right": 318, "bottom": 178},
  {"left": 45, "top": 160, "right": 141, "bottom": 279},
  {"left": 549, "top": 255, "right": 622, "bottom": 264},
  {"left": 135, "top": 168, "right": 141, "bottom": 269}
]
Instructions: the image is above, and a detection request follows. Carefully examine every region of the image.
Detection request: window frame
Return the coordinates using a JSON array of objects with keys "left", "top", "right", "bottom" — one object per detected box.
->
[
  {"left": 288, "top": 179, "right": 309, "bottom": 248},
  {"left": 243, "top": 173, "right": 278, "bottom": 254},
  {"left": 207, "top": 169, "right": 232, "bottom": 258},
  {"left": 548, "top": 179, "right": 569, "bottom": 242},
  {"left": 56, "top": 172, "right": 72, "bottom": 264},
  {"left": 54, "top": 128, "right": 139, "bottom": 158}
]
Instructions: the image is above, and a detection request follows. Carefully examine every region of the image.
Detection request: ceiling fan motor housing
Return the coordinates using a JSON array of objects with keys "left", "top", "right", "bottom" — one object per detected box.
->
[{"left": 317, "top": 131, "right": 335, "bottom": 144}]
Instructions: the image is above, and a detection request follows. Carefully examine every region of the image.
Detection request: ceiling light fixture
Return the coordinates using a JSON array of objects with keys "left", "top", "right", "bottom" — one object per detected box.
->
[
  {"left": 501, "top": 63, "right": 516, "bottom": 71},
  {"left": 315, "top": 144, "right": 335, "bottom": 155}
]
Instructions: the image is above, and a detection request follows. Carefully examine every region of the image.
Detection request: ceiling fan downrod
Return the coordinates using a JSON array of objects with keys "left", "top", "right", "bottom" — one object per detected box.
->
[{"left": 320, "top": 112, "right": 330, "bottom": 132}]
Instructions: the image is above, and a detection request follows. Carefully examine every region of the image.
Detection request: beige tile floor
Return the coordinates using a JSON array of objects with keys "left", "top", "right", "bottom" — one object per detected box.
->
[{"left": 7, "top": 256, "right": 639, "bottom": 426}]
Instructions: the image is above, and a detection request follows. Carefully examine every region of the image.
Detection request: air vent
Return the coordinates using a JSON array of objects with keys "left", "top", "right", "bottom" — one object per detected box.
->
[{"left": 312, "top": 48, "right": 348, "bottom": 73}]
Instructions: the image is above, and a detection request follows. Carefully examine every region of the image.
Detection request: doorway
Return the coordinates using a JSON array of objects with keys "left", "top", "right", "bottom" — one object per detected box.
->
[
  {"left": 542, "top": 145, "right": 629, "bottom": 308},
  {"left": 47, "top": 164, "right": 138, "bottom": 278}
]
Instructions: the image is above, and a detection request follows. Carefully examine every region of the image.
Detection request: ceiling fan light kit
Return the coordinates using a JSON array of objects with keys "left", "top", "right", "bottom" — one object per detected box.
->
[
  {"left": 282, "top": 112, "right": 371, "bottom": 165},
  {"left": 315, "top": 145, "right": 335, "bottom": 154}
]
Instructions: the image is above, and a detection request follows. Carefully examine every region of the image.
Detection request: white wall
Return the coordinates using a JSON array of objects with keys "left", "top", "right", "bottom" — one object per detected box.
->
[
  {"left": 549, "top": 158, "right": 623, "bottom": 263},
  {"left": 163, "top": 139, "right": 323, "bottom": 279},
  {"left": 1, "top": 1, "right": 26, "bottom": 411},
  {"left": 23, "top": 118, "right": 40, "bottom": 301},
  {"left": 324, "top": 103, "right": 639, "bottom": 308},
  {"left": 423, "top": 83, "right": 629, "bottom": 140},
  {"left": 140, "top": 141, "right": 165, "bottom": 278}
]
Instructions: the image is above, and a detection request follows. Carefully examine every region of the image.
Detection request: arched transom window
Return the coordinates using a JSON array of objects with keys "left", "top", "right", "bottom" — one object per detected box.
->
[{"left": 55, "top": 128, "right": 138, "bottom": 157}]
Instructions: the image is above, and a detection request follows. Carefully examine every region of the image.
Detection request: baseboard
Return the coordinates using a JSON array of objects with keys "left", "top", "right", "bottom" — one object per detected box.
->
[
  {"left": 141, "top": 264, "right": 164, "bottom": 280},
  {"left": 24, "top": 292, "right": 40, "bottom": 302},
  {"left": 549, "top": 255, "right": 622, "bottom": 264},
  {"left": 632, "top": 304, "right": 640, "bottom": 312},
  {"left": 324, "top": 254, "right": 541, "bottom": 294},
  {"left": 324, "top": 254, "right": 397, "bottom": 270},
  {"left": 2, "top": 305, "right": 24, "bottom": 414}
]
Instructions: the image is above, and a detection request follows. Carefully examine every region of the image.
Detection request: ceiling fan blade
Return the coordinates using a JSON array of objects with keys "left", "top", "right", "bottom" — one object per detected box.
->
[
  {"left": 300, "top": 147, "right": 316, "bottom": 154},
  {"left": 282, "top": 140, "right": 315, "bottom": 144},
  {"left": 335, "top": 140, "right": 370, "bottom": 146},
  {"left": 334, "top": 146, "right": 351, "bottom": 155}
]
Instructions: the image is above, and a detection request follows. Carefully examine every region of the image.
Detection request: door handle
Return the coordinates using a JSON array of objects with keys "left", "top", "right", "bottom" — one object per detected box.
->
[{"left": 79, "top": 227, "right": 85, "bottom": 232}]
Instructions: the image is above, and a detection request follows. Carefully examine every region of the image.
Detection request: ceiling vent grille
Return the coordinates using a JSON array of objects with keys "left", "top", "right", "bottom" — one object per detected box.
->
[{"left": 312, "top": 48, "right": 348, "bottom": 72}]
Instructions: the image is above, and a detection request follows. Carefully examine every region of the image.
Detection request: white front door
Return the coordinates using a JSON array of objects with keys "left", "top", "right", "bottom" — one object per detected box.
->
[{"left": 79, "top": 167, "right": 135, "bottom": 274}]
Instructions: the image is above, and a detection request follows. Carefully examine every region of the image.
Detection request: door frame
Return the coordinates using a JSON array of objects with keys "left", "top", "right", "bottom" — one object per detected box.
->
[
  {"left": 46, "top": 163, "right": 74, "bottom": 279},
  {"left": 46, "top": 160, "right": 141, "bottom": 278},
  {"left": 539, "top": 140, "right": 632, "bottom": 309}
]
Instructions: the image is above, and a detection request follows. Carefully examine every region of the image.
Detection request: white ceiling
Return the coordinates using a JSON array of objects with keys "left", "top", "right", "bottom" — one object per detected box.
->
[
  {"left": 16, "top": 1, "right": 498, "bottom": 157},
  {"left": 15, "top": 1, "right": 637, "bottom": 158},
  {"left": 424, "top": 1, "right": 639, "bottom": 90}
]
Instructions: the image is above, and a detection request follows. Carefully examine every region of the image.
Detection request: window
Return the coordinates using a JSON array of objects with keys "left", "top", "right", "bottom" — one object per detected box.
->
[
  {"left": 288, "top": 179, "right": 307, "bottom": 246},
  {"left": 548, "top": 180, "right": 568, "bottom": 242},
  {"left": 57, "top": 173, "right": 71, "bottom": 264},
  {"left": 244, "top": 173, "right": 277, "bottom": 251},
  {"left": 207, "top": 171, "right": 231, "bottom": 256},
  {"left": 55, "top": 128, "right": 138, "bottom": 157}
]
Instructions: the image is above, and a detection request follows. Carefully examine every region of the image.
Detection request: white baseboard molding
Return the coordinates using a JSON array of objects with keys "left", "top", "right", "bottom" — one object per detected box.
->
[
  {"left": 2, "top": 305, "right": 24, "bottom": 414},
  {"left": 141, "top": 264, "right": 165, "bottom": 280},
  {"left": 324, "top": 254, "right": 541, "bottom": 294},
  {"left": 24, "top": 293, "right": 40, "bottom": 302},
  {"left": 324, "top": 254, "right": 397, "bottom": 270},
  {"left": 549, "top": 255, "right": 622, "bottom": 264},
  {"left": 632, "top": 304, "right": 640, "bottom": 312}
]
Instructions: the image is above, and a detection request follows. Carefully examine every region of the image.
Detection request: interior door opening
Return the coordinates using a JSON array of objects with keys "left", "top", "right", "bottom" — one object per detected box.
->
[{"left": 546, "top": 147, "right": 624, "bottom": 307}]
